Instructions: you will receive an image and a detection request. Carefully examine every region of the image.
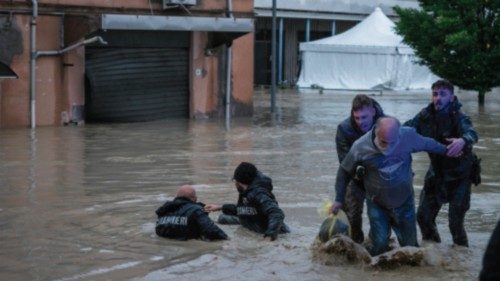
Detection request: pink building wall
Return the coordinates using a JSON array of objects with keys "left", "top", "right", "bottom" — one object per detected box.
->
[{"left": 0, "top": 0, "right": 254, "bottom": 127}]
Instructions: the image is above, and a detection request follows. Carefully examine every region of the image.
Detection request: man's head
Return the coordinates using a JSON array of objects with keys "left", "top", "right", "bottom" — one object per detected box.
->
[
  {"left": 351, "top": 94, "right": 377, "bottom": 133},
  {"left": 431, "top": 80, "right": 454, "bottom": 112},
  {"left": 233, "top": 162, "right": 257, "bottom": 193},
  {"left": 374, "top": 116, "right": 401, "bottom": 155},
  {"left": 177, "top": 185, "right": 197, "bottom": 202}
]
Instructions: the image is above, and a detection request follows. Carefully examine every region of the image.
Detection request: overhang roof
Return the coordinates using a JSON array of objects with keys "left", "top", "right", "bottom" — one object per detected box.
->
[{"left": 101, "top": 14, "right": 253, "bottom": 33}]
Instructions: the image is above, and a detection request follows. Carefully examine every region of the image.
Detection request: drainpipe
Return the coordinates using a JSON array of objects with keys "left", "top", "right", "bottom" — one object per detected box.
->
[
  {"left": 271, "top": 0, "right": 277, "bottom": 113},
  {"left": 36, "top": 36, "right": 107, "bottom": 57},
  {"left": 28, "top": 1, "right": 106, "bottom": 128},
  {"left": 30, "top": 0, "right": 37, "bottom": 129},
  {"left": 225, "top": 0, "right": 233, "bottom": 130}
]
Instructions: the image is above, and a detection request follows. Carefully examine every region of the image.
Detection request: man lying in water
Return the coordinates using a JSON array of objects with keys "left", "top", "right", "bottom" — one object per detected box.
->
[{"left": 155, "top": 185, "right": 228, "bottom": 241}]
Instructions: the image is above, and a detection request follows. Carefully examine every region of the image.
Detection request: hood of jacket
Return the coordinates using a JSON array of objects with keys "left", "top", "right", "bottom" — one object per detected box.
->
[{"left": 250, "top": 171, "right": 273, "bottom": 192}]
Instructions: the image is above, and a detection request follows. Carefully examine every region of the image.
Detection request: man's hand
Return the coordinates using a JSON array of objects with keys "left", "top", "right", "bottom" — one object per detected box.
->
[
  {"left": 264, "top": 236, "right": 274, "bottom": 242},
  {"left": 446, "top": 138, "right": 465, "bottom": 157},
  {"left": 204, "top": 204, "right": 222, "bottom": 212},
  {"left": 330, "top": 201, "right": 343, "bottom": 215},
  {"left": 264, "top": 234, "right": 277, "bottom": 241}
]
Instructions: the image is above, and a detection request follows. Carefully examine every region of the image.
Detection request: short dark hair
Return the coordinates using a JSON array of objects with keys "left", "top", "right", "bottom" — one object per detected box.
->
[
  {"left": 432, "top": 80, "right": 454, "bottom": 94},
  {"left": 351, "top": 94, "right": 374, "bottom": 112},
  {"left": 233, "top": 162, "right": 257, "bottom": 185}
]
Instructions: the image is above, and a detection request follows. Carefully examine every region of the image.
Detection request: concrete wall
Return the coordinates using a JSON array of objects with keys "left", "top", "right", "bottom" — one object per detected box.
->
[
  {"left": 190, "top": 31, "right": 255, "bottom": 119},
  {"left": 191, "top": 31, "right": 220, "bottom": 119},
  {"left": 231, "top": 33, "right": 254, "bottom": 116}
]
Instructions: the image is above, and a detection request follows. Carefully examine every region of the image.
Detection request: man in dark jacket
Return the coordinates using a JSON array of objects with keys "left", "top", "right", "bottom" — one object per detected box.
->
[
  {"left": 480, "top": 219, "right": 500, "bottom": 281},
  {"left": 205, "top": 162, "right": 289, "bottom": 241},
  {"left": 404, "top": 80, "right": 479, "bottom": 247},
  {"left": 155, "top": 185, "right": 228, "bottom": 241},
  {"left": 334, "top": 94, "right": 384, "bottom": 243}
]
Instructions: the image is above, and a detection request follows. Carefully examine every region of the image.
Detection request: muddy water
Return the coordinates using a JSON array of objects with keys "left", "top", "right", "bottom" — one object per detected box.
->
[{"left": 0, "top": 89, "right": 498, "bottom": 281}]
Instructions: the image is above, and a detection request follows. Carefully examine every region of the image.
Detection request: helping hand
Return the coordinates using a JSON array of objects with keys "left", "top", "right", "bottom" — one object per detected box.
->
[
  {"left": 330, "top": 201, "right": 343, "bottom": 215},
  {"left": 204, "top": 204, "right": 222, "bottom": 212},
  {"left": 446, "top": 138, "right": 465, "bottom": 157}
]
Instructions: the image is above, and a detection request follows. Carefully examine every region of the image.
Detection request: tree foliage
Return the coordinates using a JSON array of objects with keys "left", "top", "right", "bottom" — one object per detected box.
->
[{"left": 394, "top": 1, "right": 499, "bottom": 101}]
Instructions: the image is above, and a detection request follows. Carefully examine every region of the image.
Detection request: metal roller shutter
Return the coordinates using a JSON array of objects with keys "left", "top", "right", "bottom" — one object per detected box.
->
[{"left": 85, "top": 47, "right": 188, "bottom": 122}]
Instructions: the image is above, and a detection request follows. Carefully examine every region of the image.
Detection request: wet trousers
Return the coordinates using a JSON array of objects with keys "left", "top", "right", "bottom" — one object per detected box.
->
[
  {"left": 344, "top": 180, "right": 365, "bottom": 243},
  {"left": 367, "top": 195, "right": 418, "bottom": 256},
  {"left": 417, "top": 176, "right": 471, "bottom": 246}
]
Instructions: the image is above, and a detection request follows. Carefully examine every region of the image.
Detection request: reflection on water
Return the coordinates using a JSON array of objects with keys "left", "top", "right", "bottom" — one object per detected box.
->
[{"left": 0, "top": 89, "right": 499, "bottom": 281}]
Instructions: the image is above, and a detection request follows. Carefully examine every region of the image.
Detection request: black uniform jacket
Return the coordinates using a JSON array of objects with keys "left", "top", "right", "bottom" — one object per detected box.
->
[
  {"left": 155, "top": 197, "right": 228, "bottom": 241},
  {"left": 404, "top": 97, "right": 478, "bottom": 181},
  {"left": 222, "top": 172, "right": 289, "bottom": 239}
]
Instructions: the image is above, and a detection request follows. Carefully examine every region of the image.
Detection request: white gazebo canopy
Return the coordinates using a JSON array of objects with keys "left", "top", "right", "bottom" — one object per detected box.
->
[{"left": 297, "top": 7, "right": 438, "bottom": 90}]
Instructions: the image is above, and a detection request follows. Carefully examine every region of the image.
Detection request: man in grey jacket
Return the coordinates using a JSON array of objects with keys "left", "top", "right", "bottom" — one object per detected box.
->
[{"left": 331, "top": 117, "right": 449, "bottom": 256}]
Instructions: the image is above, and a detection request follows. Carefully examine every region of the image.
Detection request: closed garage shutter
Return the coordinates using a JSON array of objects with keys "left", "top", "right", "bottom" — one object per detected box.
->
[{"left": 85, "top": 47, "right": 189, "bottom": 122}]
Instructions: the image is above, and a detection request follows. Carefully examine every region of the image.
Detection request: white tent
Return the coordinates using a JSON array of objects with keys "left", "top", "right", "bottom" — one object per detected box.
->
[{"left": 296, "top": 7, "right": 438, "bottom": 90}]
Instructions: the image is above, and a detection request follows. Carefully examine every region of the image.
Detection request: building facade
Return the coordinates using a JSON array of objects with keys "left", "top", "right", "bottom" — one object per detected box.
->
[
  {"left": 253, "top": 0, "right": 420, "bottom": 86},
  {"left": 0, "top": 0, "right": 254, "bottom": 128}
]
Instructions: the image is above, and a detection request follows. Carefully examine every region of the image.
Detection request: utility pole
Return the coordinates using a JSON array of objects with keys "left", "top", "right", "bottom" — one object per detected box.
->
[{"left": 270, "top": 0, "right": 277, "bottom": 113}]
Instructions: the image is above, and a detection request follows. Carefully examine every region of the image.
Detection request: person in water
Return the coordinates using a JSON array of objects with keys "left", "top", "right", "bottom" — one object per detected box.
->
[
  {"left": 204, "top": 162, "right": 289, "bottom": 241},
  {"left": 155, "top": 185, "right": 228, "bottom": 241}
]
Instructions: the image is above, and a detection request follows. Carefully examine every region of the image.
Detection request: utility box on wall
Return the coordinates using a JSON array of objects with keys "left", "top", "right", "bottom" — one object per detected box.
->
[{"left": 163, "top": 0, "right": 197, "bottom": 7}]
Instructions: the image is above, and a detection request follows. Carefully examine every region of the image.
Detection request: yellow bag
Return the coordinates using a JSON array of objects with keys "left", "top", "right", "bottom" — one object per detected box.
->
[{"left": 317, "top": 199, "right": 351, "bottom": 243}]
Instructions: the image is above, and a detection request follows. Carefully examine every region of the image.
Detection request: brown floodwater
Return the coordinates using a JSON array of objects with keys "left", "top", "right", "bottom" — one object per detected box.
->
[{"left": 0, "top": 88, "right": 498, "bottom": 281}]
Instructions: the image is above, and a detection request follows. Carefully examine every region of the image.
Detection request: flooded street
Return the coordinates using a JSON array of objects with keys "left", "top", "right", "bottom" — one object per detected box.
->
[{"left": 1, "top": 88, "right": 499, "bottom": 281}]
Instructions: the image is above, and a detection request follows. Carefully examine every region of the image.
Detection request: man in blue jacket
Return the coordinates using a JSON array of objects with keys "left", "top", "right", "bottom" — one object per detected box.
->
[
  {"left": 155, "top": 185, "right": 228, "bottom": 241},
  {"left": 331, "top": 117, "right": 450, "bottom": 256},
  {"left": 205, "top": 162, "right": 289, "bottom": 241}
]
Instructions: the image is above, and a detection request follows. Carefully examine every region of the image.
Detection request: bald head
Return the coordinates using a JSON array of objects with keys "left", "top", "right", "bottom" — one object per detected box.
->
[
  {"left": 176, "top": 185, "right": 197, "bottom": 202},
  {"left": 374, "top": 117, "right": 401, "bottom": 154}
]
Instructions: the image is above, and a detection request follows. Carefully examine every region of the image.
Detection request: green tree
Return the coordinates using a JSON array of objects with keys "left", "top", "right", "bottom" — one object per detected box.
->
[{"left": 394, "top": 1, "right": 499, "bottom": 104}]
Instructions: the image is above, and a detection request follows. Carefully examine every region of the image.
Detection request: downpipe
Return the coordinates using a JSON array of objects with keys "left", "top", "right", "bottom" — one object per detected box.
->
[
  {"left": 30, "top": 0, "right": 37, "bottom": 129},
  {"left": 225, "top": 0, "right": 233, "bottom": 130},
  {"left": 29, "top": 0, "right": 106, "bottom": 128}
]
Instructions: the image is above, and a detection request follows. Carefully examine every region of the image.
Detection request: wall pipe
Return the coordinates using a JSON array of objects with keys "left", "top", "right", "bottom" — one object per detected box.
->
[
  {"left": 30, "top": 0, "right": 38, "bottom": 129},
  {"left": 270, "top": 0, "right": 276, "bottom": 113},
  {"left": 29, "top": 0, "right": 106, "bottom": 128},
  {"left": 278, "top": 17, "right": 283, "bottom": 85},
  {"left": 225, "top": 46, "right": 232, "bottom": 130},
  {"left": 225, "top": 0, "right": 232, "bottom": 130},
  {"left": 36, "top": 36, "right": 107, "bottom": 57}
]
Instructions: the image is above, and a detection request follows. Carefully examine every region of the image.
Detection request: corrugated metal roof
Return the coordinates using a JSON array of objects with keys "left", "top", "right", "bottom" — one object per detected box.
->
[{"left": 101, "top": 15, "right": 253, "bottom": 32}]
